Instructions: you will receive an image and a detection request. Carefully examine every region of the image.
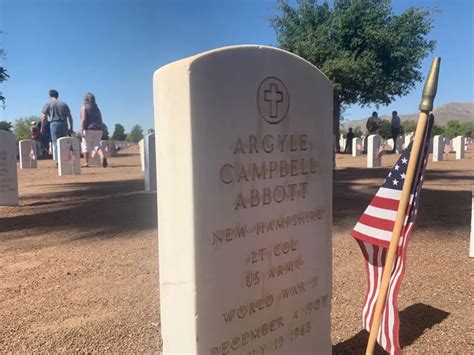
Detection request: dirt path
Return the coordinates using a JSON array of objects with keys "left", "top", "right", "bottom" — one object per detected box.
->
[{"left": 0, "top": 148, "right": 472, "bottom": 353}]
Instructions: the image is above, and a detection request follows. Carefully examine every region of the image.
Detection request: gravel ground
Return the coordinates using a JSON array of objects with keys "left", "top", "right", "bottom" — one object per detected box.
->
[{"left": 0, "top": 147, "right": 472, "bottom": 353}]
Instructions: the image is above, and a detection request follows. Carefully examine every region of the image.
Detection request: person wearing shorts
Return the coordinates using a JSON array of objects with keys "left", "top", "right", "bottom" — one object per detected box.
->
[
  {"left": 41, "top": 89, "right": 73, "bottom": 162},
  {"left": 80, "top": 92, "right": 107, "bottom": 167}
]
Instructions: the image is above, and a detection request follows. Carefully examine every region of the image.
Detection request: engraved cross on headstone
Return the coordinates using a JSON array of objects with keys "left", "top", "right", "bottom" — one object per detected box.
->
[{"left": 264, "top": 83, "right": 283, "bottom": 118}]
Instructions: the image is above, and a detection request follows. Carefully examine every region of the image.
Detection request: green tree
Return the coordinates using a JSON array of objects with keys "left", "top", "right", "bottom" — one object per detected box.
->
[
  {"left": 431, "top": 124, "right": 444, "bottom": 137},
  {"left": 0, "top": 34, "right": 8, "bottom": 106},
  {"left": 460, "top": 121, "right": 474, "bottom": 137},
  {"left": 401, "top": 120, "right": 417, "bottom": 134},
  {"left": 14, "top": 116, "right": 40, "bottom": 141},
  {"left": 353, "top": 126, "right": 364, "bottom": 138},
  {"left": 111, "top": 123, "right": 126, "bottom": 141},
  {"left": 270, "top": 0, "right": 435, "bottom": 147},
  {"left": 378, "top": 119, "right": 391, "bottom": 140},
  {"left": 101, "top": 123, "right": 109, "bottom": 140},
  {"left": 127, "top": 124, "right": 144, "bottom": 143},
  {"left": 0, "top": 120, "right": 13, "bottom": 132},
  {"left": 444, "top": 120, "right": 462, "bottom": 139}
]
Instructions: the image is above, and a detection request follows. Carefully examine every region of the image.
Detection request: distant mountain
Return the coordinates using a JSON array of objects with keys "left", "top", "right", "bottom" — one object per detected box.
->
[{"left": 341, "top": 102, "right": 473, "bottom": 129}]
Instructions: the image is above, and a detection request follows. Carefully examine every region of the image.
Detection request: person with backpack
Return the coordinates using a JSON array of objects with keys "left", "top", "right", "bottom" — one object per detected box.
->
[
  {"left": 366, "top": 111, "right": 380, "bottom": 135},
  {"left": 363, "top": 111, "right": 380, "bottom": 153},
  {"left": 80, "top": 92, "right": 107, "bottom": 167}
]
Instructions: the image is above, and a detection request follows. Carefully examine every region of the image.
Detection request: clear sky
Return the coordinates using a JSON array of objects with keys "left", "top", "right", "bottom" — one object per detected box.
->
[{"left": 1, "top": 0, "right": 473, "bottom": 132}]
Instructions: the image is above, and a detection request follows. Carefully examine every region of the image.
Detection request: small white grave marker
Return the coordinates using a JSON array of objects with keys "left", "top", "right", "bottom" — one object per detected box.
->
[
  {"left": 433, "top": 135, "right": 444, "bottom": 162},
  {"left": 395, "top": 135, "right": 404, "bottom": 154},
  {"left": 0, "top": 131, "right": 19, "bottom": 206},
  {"left": 367, "top": 134, "right": 383, "bottom": 168},
  {"left": 58, "top": 137, "right": 81, "bottom": 176},
  {"left": 139, "top": 138, "right": 145, "bottom": 171},
  {"left": 352, "top": 137, "right": 362, "bottom": 157},
  {"left": 19, "top": 139, "right": 38, "bottom": 169},
  {"left": 454, "top": 135, "right": 465, "bottom": 160}
]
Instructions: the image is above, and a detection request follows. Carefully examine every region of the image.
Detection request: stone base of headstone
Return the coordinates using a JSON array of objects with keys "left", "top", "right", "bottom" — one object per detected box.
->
[
  {"left": 58, "top": 137, "right": 81, "bottom": 176},
  {"left": 0, "top": 131, "right": 19, "bottom": 206},
  {"left": 367, "top": 134, "right": 382, "bottom": 168},
  {"left": 19, "top": 139, "right": 38, "bottom": 169}
]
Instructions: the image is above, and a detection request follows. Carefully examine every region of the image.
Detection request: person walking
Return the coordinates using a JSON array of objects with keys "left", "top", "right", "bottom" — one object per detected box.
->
[
  {"left": 364, "top": 111, "right": 380, "bottom": 153},
  {"left": 40, "top": 89, "right": 73, "bottom": 163},
  {"left": 80, "top": 92, "right": 107, "bottom": 167},
  {"left": 390, "top": 110, "right": 401, "bottom": 153},
  {"left": 345, "top": 127, "right": 354, "bottom": 154}
]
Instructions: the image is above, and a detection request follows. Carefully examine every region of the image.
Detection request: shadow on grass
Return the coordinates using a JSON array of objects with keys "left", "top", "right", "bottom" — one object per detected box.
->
[
  {"left": 333, "top": 167, "right": 472, "bottom": 233},
  {"left": 332, "top": 303, "right": 450, "bottom": 354},
  {"left": 0, "top": 179, "right": 157, "bottom": 239}
]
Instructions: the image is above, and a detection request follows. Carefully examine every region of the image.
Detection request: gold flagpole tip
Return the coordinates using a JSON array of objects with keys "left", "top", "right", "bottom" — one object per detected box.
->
[{"left": 419, "top": 57, "right": 441, "bottom": 112}]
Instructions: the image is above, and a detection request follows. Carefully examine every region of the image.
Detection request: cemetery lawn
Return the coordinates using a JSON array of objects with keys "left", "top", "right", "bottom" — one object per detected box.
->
[{"left": 1, "top": 147, "right": 472, "bottom": 353}]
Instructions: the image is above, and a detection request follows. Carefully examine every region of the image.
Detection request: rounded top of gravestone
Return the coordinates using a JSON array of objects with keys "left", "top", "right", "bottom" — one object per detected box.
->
[{"left": 153, "top": 45, "right": 331, "bottom": 82}]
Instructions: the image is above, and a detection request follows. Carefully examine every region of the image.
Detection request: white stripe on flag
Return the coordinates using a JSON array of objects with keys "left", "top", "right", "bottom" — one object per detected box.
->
[
  {"left": 376, "top": 188, "right": 415, "bottom": 204},
  {"left": 354, "top": 222, "right": 393, "bottom": 242},
  {"left": 376, "top": 187, "right": 402, "bottom": 200},
  {"left": 365, "top": 206, "right": 397, "bottom": 221}
]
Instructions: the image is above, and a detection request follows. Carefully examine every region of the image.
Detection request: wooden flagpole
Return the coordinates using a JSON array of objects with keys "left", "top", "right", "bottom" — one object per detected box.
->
[{"left": 365, "top": 57, "right": 441, "bottom": 355}]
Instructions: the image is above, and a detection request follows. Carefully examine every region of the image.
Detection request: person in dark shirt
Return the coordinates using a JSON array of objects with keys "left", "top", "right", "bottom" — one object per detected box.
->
[
  {"left": 41, "top": 89, "right": 73, "bottom": 162},
  {"left": 390, "top": 110, "right": 401, "bottom": 153},
  {"left": 345, "top": 127, "right": 355, "bottom": 154},
  {"left": 81, "top": 92, "right": 107, "bottom": 167}
]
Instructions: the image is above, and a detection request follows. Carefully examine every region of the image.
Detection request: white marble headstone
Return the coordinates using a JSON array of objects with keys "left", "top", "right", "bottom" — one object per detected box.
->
[
  {"left": 404, "top": 133, "right": 414, "bottom": 149},
  {"left": 455, "top": 135, "right": 465, "bottom": 160},
  {"left": 352, "top": 137, "right": 361, "bottom": 157},
  {"left": 154, "top": 45, "right": 332, "bottom": 355},
  {"left": 0, "top": 131, "right": 19, "bottom": 206},
  {"left": 58, "top": 137, "right": 81, "bottom": 176},
  {"left": 385, "top": 138, "right": 394, "bottom": 151},
  {"left": 433, "top": 135, "right": 444, "bottom": 162},
  {"left": 367, "top": 134, "right": 382, "bottom": 168},
  {"left": 139, "top": 138, "right": 145, "bottom": 171},
  {"left": 395, "top": 135, "right": 404, "bottom": 154},
  {"left": 19, "top": 139, "right": 38, "bottom": 169}
]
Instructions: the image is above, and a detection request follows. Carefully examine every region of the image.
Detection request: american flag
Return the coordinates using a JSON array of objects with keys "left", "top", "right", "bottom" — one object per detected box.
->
[
  {"left": 443, "top": 141, "right": 453, "bottom": 155},
  {"left": 352, "top": 116, "right": 433, "bottom": 354},
  {"left": 377, "top": 143, "right": 386, "bottom": 158},
  {"left": 67, "top": 144, "right": 75, "bottom": 162},
  {"left": 29, "top": 147, "right": 36, "bottom": 161}
]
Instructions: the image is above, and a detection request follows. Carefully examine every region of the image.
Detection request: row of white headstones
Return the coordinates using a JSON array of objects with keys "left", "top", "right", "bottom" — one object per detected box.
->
[
  {"left": 337, "top": 133, "right": 470, "bottom": 168},
  {"left": 0, "top": 130, "right": 140, "bottom": 205}
]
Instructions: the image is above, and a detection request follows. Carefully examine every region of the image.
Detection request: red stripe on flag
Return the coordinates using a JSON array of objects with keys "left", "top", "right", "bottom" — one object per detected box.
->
[
  {"left": 370, "top": 196, "right": 400, "bottom": 211},
  {"left": 351, "top": 230, "right": 391, "bottom": 249},
  {"left": 359, "top": 214, "right": 395, "bottom": 231}
]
